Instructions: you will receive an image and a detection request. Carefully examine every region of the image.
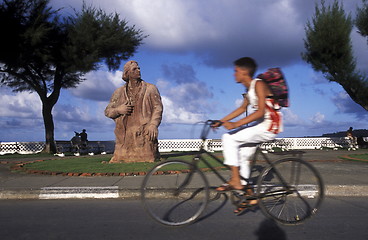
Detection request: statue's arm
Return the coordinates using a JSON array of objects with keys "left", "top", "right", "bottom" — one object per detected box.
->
[
  {"left": 148, "top": 86, "right": 163, "bottom": 127},
  {"left": 105, "top": 89, "right": 122, "bottom": 119}
]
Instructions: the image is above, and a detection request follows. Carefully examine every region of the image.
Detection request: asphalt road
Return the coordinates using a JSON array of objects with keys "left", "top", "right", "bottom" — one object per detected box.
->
[{"left": 0, "top": 196, "right": 367, "bottom": 240}]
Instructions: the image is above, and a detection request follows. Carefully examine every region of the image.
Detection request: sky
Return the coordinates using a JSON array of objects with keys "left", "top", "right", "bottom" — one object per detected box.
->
[{"left": 1, "top": 0, "right": 368, "bottom": 142}]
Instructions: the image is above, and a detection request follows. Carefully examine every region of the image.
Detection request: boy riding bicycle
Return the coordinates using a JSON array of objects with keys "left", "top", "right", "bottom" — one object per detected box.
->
[{"left": 212, "top": 57, "right": 283, "bottom": 213}]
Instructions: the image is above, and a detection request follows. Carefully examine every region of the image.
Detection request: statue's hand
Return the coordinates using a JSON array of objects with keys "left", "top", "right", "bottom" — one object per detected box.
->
[
  {"left": 117, "top": 104, "right": 134, "bottom": 115},
  {"left": 145, "top": 125, "right": 158, "bottom": 141}
]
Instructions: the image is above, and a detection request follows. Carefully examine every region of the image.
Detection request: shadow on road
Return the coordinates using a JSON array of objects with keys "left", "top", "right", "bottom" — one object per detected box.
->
[
  {"left": 254, "top": 219, "right": 287, "bottom": 240},
  {"left": 196, "top": 187, "right": 229, "bottom": 223}
]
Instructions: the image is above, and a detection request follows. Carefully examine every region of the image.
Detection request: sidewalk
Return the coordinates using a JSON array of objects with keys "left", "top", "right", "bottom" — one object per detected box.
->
[{"left": 0, "top": 150, "right": 367, "bottom": 199}]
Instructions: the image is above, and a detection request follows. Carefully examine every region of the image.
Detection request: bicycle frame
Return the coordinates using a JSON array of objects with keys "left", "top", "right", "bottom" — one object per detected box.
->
[
  {"left": 208, "top": 121, "right": 304, "bottom": 196},
  {"left": 142, "top": 120, "right": 324, "bottom": 226},
  {"left": 193, "top": 147, "right": 298, "bottom": 198},
  {"left": 164, "top": 120, "right": 297, "bottom": 197}
]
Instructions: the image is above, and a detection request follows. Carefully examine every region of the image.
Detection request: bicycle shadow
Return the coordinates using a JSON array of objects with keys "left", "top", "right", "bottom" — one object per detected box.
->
[
  {"left": 195, "top": 187, "right": 229, "bottom": 223},
  {"left": 156, "top": 186, "right": 228, "bottom": 225},
  {"left": 196, "top": 165, "right": 273, "bottom": 223},
  {"left": 156, "top": 165, "right": 277, "bottom": 225},
  {"left": 193, "top": 189, "right": 287, "bottom": 240}
]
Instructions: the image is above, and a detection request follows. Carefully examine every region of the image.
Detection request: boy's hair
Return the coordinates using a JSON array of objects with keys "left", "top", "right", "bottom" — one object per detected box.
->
[{"left": 234, "top": 57, "right": 257, "bottom": 77}]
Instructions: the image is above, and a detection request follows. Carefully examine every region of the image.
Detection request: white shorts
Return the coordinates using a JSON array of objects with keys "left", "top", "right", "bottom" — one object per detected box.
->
[{"left": 222, "top": 124, "right": 276, "bottom": 184}]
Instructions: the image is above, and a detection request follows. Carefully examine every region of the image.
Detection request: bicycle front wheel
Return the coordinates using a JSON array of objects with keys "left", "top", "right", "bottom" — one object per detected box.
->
[
  {"left": 141, "top": 160, "right": 209, "bottom": 226},
  {"left": 257, "top": 158, "right": 324, "bottom": 225}
]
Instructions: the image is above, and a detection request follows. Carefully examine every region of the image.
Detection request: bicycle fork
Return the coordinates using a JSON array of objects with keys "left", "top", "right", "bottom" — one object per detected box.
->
[{"left": 172, "top": 164, "right": 197, "bottom": 197}]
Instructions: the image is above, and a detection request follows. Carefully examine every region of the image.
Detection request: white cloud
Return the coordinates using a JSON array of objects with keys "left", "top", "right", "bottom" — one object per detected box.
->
[
  {"left": 124, "top": 0, "right": 303, "bottom": 67},
  {"left": 52, "top": 100, "right": 116, "bottom": 140},
  {"left": 161, "top": 96, "right": 204, "bottom": 124},
  {"left": 54, "top": 104, "right": 90, "bottom": 123},
  {"left": 0, "top": 90, "right": 41, "bottom": 118},
  {"left": 156, "top": 78, "right": 170, "bottom": 89},
  {"left": 311, "top": 112, "right": 325, "bottom": 124},
  {"left": 156, "top": 63, "right": 214, "bottom": 124},
  {"left": 70, "top": 70, "right": 123, "bottom": 101},
  {"left": 282, "top": 108, "right": 304, "bottom": 127},
  {"left": 116, "top": 0, "right": 219, "bottom": 50},
  {"left": 50, "top": 0, "right": 367, "bottom": 68},
  {"left": 351, "top": 29, "right": 368, "bottom": 73},
  {"left": 158, "top": 80, "right": 212, "bottom": 124}
]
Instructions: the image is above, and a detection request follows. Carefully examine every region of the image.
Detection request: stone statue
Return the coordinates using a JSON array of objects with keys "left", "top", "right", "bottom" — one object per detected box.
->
[{"left": 105, "top": 60, "right": 163, "bottom": 163}]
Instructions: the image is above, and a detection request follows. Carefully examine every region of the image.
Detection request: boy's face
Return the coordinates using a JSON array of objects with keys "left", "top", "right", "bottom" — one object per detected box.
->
[{"left": 234, "top": 66, "right": 250, "bottom": 83}]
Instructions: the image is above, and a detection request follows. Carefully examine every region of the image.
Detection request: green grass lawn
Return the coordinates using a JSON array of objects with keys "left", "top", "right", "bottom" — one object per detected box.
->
[
  {"left": 0, "top": 153, "right": 55, "bottom": 159},
  {"left": 5, "top": 150, "right": 368, "bottom": 173},
  {"left": 345, "top": 153, "right": 368, "bottom": 161},
  {"left": 20, "top": 153, "right": 225, "bottom": 173}
]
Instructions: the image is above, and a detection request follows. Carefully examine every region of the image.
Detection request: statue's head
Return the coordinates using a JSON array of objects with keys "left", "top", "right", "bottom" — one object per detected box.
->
[{"left": 122, "top": 60, "right": 140, "bottom": 82}]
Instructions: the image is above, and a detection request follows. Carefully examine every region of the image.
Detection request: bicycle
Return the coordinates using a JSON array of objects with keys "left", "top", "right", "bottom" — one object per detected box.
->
[{"left": 141, "top": 120, "right": 324, "bottom": 226}]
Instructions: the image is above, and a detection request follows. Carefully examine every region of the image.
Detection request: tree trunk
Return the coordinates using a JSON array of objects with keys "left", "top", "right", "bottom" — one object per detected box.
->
[
  {"left": 40, "top": 68, "right": 63, "bottom": 154},
  {"left": 42, "top": 101, "right": 57, "bottom": 153},
  {"left": 340, "top": 79, "right": 368, "bottom": 111},
  {"left": 344, "top": 89, "right": 368, "bottom": 111}
]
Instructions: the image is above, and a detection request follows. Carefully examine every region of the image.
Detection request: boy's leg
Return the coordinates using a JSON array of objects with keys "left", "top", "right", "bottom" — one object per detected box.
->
[
  {"left": 222, "top": 132, "right": 240, "bottom": 168},
  {"left": 220, "top": 126, "right": 275, "bottom": 188},
  {"left": 222, "top": 128, "right": 260, "bottom": 185},
  {"left": 220, "top": 133, "right": 243, "bottom": 189},
  {"left": 238, "top": 145, "right": 258, "bottom": 185},
  {"left": 229, "top": 166, "right": 243, "bottom": 189},
  {"left": 238, "top": 146, "right": 258, "bottom": 205}
]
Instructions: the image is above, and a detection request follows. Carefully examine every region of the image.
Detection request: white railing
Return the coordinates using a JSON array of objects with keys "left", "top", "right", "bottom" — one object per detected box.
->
[
  {"left": 159, "top": 137, "right": 357, "bottom": 152},
  {"left": 0, "top": 142, "right": 46, "bottom": 155},
  {"left": 0, "top": 137, "right": 361, "bottom": 155},
  {"left": 0, "top": 141, "right": 115, "bottom": 155}
]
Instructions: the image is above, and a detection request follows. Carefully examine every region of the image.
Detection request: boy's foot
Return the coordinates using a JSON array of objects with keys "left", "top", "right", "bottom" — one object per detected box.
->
[
  {"left": 215, "top": 183, "right": 232, "bottom": 192},
  {"left": 215, "top": 183, "right": 244, "bottom": 192},
  {"left": 234, "top": 201, "right": 258, "bottom": 215}
]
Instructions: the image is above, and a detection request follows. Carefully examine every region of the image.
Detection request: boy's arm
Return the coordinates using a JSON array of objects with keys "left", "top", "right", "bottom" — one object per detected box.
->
[
  {"left": 217, "top": 97, "right": 249, "bottom": 123},
  {"left": 223, "top": 81, "right": 267, "bottom": 130}
]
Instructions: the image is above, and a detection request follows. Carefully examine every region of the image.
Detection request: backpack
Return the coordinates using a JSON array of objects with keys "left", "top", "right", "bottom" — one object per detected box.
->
[{"left": 256, "top": 68, "right": 289, "bottom": 107}]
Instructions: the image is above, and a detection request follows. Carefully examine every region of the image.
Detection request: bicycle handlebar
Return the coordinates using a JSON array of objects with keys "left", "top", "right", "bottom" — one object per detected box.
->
[{"left": 200, "top": 120, "right": 223, "bottom": 140}]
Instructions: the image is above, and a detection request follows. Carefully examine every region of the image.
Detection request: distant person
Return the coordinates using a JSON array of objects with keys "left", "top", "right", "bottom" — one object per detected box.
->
[
  {"left": 346, "top": 127, "right": 353, "bottom": 139},
  {"left": 70, "top": 132, "right": 81, "bottom": 151},
  {"left": 105, "top": 60, "right": 163, "bottom": 163},
  {"left": 79, "top": 129, "right": 88, "bottom": 147},
  {"left": 346, "top": 127, "right": 357, "bottom": 150}
]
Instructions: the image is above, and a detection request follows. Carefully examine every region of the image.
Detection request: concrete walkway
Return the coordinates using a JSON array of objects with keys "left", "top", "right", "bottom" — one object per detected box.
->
[{"left": 0, "top": 149, "right": 367, "bottom": 199}]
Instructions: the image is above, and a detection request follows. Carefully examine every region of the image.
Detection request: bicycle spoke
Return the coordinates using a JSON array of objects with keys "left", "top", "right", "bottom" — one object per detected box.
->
[
  {"left": 257, "top": 158, "right": 324, "bottom": 225},
  {"left": 141, "top": 160, "right": 209, "bottom": 226},
  {"left": 141, "top": 121, "right": 324, "bottom": 226}
]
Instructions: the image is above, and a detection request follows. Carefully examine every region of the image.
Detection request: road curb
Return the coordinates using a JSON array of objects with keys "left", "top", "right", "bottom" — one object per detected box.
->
[
  {"left": 325, "top": 185, "right": 368, "bottom": 196},
  {"left": 1, "top": 185, "right": 368, "bottom": 200},
  {"left": 0, "top": 190, "right": 41, "bottom": 200}
]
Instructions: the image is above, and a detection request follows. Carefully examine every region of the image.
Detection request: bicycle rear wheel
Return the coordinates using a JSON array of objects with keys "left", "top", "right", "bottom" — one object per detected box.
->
[
  {"left": 257, "top": 158, "right": 324, "bottom": 225},
  {"left": 141, "top": 160, "right": 209, "bottom": 226}
]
